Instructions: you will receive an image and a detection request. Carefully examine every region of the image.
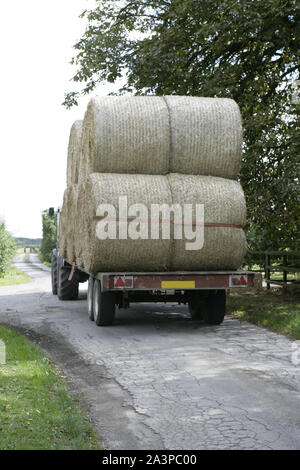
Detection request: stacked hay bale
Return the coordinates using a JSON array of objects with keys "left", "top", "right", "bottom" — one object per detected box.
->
[
  {"left": 66, "top": 120, "right": 82, "bottom": 186},
  {"left": 165, "top": 96, "right": 242, "bottom": 178},
  {"left": 59, "top": 188, "right": 69, "bottom": 259},
  {"left": 61, "top": 96, "right": 246, "bottom": 273},
  {"left": 78, "top": 96, "right": 242, "bottom": 178},
  {"left": 75, "top": 173, "right": 173, "bottom": 272},
  {"left": 79, "top": 96, "right": 170, "bottom": 181},
  {"left": 167, "top": 174, "right": 246, "bottom": 270},
  {"left": 60, "top": 121, "right": 82, "bottom": 263}
]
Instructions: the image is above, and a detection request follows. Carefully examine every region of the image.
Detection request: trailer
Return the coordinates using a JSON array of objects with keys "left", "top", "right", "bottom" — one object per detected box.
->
[
  {"left": 50, "top": 221, "right": 262, "bottom": 327},
  {"left": 87, "top": 269, "right": 261, "bottom": 326}
]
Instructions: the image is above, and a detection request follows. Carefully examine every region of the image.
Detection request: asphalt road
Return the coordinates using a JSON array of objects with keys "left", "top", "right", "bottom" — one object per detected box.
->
[{"left": 0, "top": 254, "right": 299, "bottom": 450}]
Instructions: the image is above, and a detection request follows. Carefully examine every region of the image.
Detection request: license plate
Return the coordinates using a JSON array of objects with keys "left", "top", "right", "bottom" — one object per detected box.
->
[{"left": 161, "top": 281, "right": 195, "bottom": 289}]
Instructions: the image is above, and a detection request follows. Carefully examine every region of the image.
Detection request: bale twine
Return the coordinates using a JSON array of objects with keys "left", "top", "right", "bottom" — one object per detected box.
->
[
  {"left": 79, "top": 96, "right": 170, "bottom": 182},
  {"left": 66, "top": 121, "right": 82, "bottom": 186},
  {"left": 165, "top": 96, "right": 243, "bottom": 179},
  {"left": 168, "top": 174, "right": 247, "bottom": 270},
  {"left": 77, "top": 173, "right": 173, "bottom": 273}
]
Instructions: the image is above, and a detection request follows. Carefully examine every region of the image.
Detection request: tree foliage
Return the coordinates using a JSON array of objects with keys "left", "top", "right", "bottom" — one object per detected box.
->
[
  {"left": 0, "top": 221, "right": 16, "bottom": 277},
  {"left": 40, "top": 210, "right": 57, "bottom": 264},
  {"left": 64, "top": 0, "right": 300, "bottom": 249}
]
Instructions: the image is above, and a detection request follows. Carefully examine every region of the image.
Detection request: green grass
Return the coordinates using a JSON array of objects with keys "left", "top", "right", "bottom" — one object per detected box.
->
[
  {"left": 0, "top": 326, "right": 101, "bottom": 450},
  {"left": 0, "top": 267, "right": 30, "bottom": 286},
  {"left": 227, "top": 288, "right": 300, "bottom": 340}
]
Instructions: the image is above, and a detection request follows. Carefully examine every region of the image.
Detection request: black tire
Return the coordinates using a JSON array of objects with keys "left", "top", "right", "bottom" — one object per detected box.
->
[
  {"left": 93, "top": 279, "right": 116, "bottom": 326},
  {"left": 58, "top": 264, "right": 79, "bottom": 300},
  {"left": 188, "top": 292, "right": 208, "bottom": 320},
  {"left": 202, "top": 290, "right": 226, "bottom": 325},
  {"left": 51, "top": 249, "right": 58, "bottom": 295},
  {"left": 88, "top": 276, "right": 94, "bottom": 321}
]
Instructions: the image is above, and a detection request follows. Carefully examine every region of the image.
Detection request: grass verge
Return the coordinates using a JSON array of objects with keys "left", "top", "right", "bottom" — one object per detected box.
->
[
  {"left": 227, "top": 288, "right": 300, "bottom": 340},
  {"left": 0, "top": 267, "right": 30, "bottom": 286},
  {"left": 0, "top": 326, "right": 101, "bottom": 450},
  {"left": 38, "top": 251, "right": 51, "bottom": 268}
]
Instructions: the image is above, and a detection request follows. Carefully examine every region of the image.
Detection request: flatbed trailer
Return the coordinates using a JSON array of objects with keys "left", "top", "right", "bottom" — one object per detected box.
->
[
  {"left": 51, "top": 247, "right": 262, "bottom": 327},
  {"left": 97, "top": 270, "right": 261, "bottom": 291}
]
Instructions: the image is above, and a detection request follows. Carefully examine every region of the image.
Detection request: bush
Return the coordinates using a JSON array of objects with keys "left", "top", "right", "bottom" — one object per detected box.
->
[
  {"left": 40, "top": 210, "right": 57, "bottom": 264},
  {"left": 0, "top": 221, "right": 16, "bottom": 277}
]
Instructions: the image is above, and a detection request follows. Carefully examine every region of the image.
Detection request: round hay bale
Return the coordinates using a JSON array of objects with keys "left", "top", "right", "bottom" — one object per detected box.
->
[
  {"left": 79, "top": 96, "right": 170, "bottom": 182},
  {"left": 59, "top": 188, "right": 70, "bottom": 259},
  {"left": 66, "top": 121, "right": 83, "bottom": 186},
  {"left": 77, "top": 173, "right": 173, "bottom": 273},
  {"left": 168, "top": 174, "right": 247, "bottom": 270},
  {"left": 59, "top": 185, "right": 79, "bottom": 264},
  {"left": 74, "top": 181, "right": 88, "bottom": 270},
  {"left": 78, "top": 95, "right": 243, "bottom": 181},
  {"left": 164, "top": 96, "right": 242, "bottom": 178},
  {"left": 73, "top": 173, "right": 246, "bottom": 273},
  {"left": 65, "top": 185, "right": 78, "bottom": 263}
]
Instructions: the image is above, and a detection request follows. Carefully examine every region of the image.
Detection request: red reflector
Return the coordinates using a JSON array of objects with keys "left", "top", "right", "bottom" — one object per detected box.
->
[
  {"left": 115, "top": 277, "right": 125, "bottom": 287},
  {"left": 114, "top": 276, "right": 134, "bottom": 288},
  {"left": 230, "top": 274, "right": 248, "bottom": 288}
]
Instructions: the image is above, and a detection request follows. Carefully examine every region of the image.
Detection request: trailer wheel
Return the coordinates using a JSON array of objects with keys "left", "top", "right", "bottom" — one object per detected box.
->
[
  {"left": 51, "top": 249, "right": 58, "bottom": 295},
  {"left": 87, "top": 276, "right": 94, "bottom": 321},
  {"left": 188, "top": 292, "right": 209, "bottom": 320},
  {"left": 58, "top": 263, "right": 79, "bottom": 300},
  {"left": 202, "top": 290, "right": 226, "bottom": 325},
  {"left": 93, "top": 279, "right": 116, "bottom": 326}
]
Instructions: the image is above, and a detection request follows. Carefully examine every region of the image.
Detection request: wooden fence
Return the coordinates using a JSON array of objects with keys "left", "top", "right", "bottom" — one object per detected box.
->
[{"left": 246, "top": 251, "right": 300, "bottom": 290}]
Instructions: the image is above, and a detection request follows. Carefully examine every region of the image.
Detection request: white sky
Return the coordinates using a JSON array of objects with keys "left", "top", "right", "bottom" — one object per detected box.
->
[{"left": 0, "top": 0, "right": 123, "bottom": 238}]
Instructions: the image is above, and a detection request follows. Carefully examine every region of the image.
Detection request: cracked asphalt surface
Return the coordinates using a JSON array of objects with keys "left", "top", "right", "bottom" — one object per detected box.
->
[{"left": 0, "top": 254, "right": 300, "bottom": 450}]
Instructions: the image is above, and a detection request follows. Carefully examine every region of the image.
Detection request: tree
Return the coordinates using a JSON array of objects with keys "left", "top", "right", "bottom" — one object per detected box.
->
[
  {"left": 40, "top": 210, "right": 57, "bottom": 264},
  {"left": 64, "top": 0, "right": 300, "bottom": 249},
  {"left": 0, "top": 221, "right": 16, "bottom": 277}
]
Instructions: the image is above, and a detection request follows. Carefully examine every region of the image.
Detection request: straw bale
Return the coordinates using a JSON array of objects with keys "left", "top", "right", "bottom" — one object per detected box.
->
[
  {"left": 165, "top": 96, "right": 243, "bottom": 178},
  {"left": 65, "top": 185, "right": 78, "bottom": 263},
  {"left": 168, "top": 174, "right": 247, "bottom": 270},
  {"left": 59, "top": 188, "right": 70, "bottom": 259},
  {"left": 78, "top": 95, "right": 243, "bottom": 181},
  {"left": 74, "top": 181, "right": 89, "bottom": 270},
  {"left": 79, "top": 96, "right": 170, "bottom": 181},
  {"left": 77, "top": 173, "right": 173, "bottom": 273},
  {"left": 72, "top": 173, "right": 247, "bottom": 273},
  {"left": 59, "top": 185, "right": 79, "bottom": 263},
  {"left": 66, "top": 121, "right": 82, "bottom": 187}
]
